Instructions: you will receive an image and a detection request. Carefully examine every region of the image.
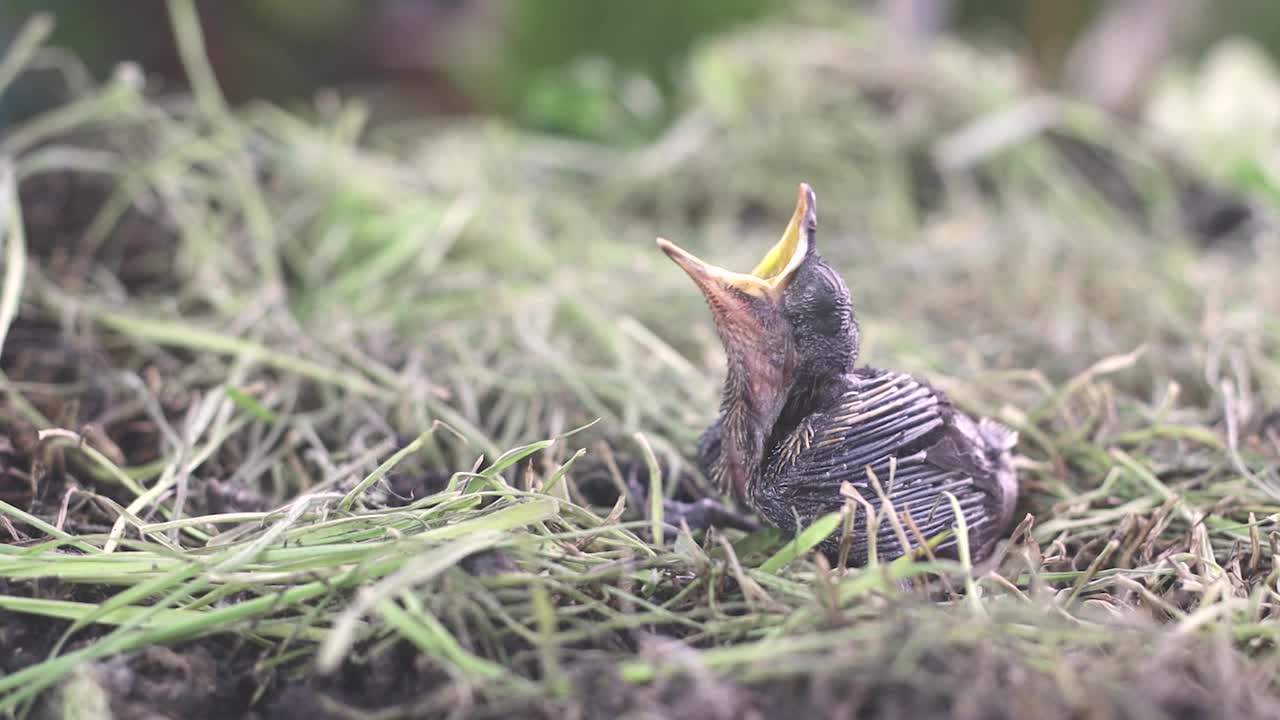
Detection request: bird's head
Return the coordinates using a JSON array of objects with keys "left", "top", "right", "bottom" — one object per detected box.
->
[
  {"left": 774, "top": 186, "right": 859, "bottom": 388},
  {"left": 658, "top": 183, "right": 821, "bottom": 497},
  {"left": 659, "top": 179, "right": 861, "bottom": 392},
  {"left": 657, "top": 184, "right": 824, "bottom": 406}
]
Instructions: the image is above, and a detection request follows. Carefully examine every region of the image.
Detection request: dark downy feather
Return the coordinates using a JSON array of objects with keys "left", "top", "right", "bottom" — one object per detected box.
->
[{"left": 747, "top": 367, "right": 1017, "bottom": 565}]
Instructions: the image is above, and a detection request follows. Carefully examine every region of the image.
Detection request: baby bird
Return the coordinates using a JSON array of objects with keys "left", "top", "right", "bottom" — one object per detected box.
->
[{"left": 658, "top": 183, "right": 1017, "bottom": 564}]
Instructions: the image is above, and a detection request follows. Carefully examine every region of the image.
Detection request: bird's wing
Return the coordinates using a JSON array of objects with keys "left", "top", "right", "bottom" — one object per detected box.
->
[
  {"left": 695, "top": 415, "right": 723, "bottom": 481},
  {"left": 754, "top": 367, "right": 1009, "bottom": 563}
]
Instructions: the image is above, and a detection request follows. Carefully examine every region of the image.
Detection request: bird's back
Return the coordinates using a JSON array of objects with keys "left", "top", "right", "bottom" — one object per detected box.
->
[{"left": 751, "top": 366, "right": 1017, "bottom": 565}]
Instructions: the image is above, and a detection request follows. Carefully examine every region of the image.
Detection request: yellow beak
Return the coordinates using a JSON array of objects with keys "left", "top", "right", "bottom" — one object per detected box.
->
[
  {"left": 656, "top": 182, "right": 814, "bottom": 300},
  {"left": 751, "top": 182, "right": 814, "bottom": 283}
]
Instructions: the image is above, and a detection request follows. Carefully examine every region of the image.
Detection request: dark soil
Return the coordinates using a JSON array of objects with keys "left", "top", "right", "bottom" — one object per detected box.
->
[
  {"left": 0, "top": 580, "right": 112, "bottom": 678},
  {"left": 7, "top": 602, "right": 1275, "bottom": 720},
  {"left": 94, "top": 643, "right": 257, "bottom": 720},
  {"left": 18, "top": 167, "right": 180, "bottom": 296},
  {"left": 0, "top": 313, "right": 187, "bottom": 538}
]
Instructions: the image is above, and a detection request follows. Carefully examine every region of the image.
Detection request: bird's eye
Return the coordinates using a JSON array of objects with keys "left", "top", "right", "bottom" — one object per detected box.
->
[
  {"left": 801, "top": 290, "right": 844, "bottom": 337},
  {"left": 808, "top": 290, "right": 833, "bottom": 315}
]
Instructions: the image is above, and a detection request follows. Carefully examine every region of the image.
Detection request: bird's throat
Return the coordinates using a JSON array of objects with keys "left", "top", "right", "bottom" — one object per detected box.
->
[{"left": 718, "top": 352, "right": 789, "bottom": 502}]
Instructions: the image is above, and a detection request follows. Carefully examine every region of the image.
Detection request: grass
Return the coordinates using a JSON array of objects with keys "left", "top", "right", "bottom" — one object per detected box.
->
[{"left": 2, "top": 1, "right": 1280, "bottom": 717}]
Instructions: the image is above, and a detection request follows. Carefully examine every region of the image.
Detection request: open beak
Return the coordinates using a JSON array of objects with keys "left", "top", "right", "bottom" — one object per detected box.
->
[
  {"left": 751, "top": 182, "right": 815, "bottom": 285},
  {"left": 656, "top": 182, "right": 815, "bottom": 307},
  {"left": 656, "top": 237, "right": 773, "bottom": 312},
  {"left": 657, "top": 184, "right": 816, "bottom": 502}
]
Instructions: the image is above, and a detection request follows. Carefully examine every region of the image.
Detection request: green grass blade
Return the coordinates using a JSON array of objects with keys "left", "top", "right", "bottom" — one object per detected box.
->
[{"left": 758, "top": 510, "right": 844, "bottom": 574}]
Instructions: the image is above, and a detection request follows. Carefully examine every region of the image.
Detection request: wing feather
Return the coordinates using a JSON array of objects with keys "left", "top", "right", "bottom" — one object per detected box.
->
[{"left": 753, "top": 367, "right": 1010, "bottom": 564}]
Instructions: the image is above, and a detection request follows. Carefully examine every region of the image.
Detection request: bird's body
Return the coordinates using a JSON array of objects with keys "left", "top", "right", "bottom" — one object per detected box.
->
[
  {"left": 660, "top": 182, "right": 1018, "bottom": 565},
  {"left": 698, "top": 366, "right": 1016, "bottom": 563}
]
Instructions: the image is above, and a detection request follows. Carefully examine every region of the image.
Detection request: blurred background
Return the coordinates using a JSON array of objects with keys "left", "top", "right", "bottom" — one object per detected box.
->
[
  {"left": 3, "top": 0, "right": 1280, "bottom": 140},
  {"left": 3, "top": 0, "right": 1279, "bottom": 452}
]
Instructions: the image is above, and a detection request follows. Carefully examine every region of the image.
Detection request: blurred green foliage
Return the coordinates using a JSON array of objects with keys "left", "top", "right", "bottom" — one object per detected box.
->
[
  {"left": 502, "top": 0, "right": 777, "bottom": 97},
  {"left": 465, "top": 0, "right": 779, "bottom": 143},
  {"left": 1, "top": 0, "right": 779, "bottom": 143},
  {"left": 7, "top": 0, "right": 1280, "bottom": 144}
]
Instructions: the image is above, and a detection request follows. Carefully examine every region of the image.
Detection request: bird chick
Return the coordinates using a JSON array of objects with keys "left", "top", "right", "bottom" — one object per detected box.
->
[{"left": 659, "top": 183, "right": 1017, "bottom": 564}]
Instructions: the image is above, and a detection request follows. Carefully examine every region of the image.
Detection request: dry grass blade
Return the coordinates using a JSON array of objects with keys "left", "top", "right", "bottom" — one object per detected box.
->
[{"left": 0, "top": 163, "right": 25, "bottom": 356}]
